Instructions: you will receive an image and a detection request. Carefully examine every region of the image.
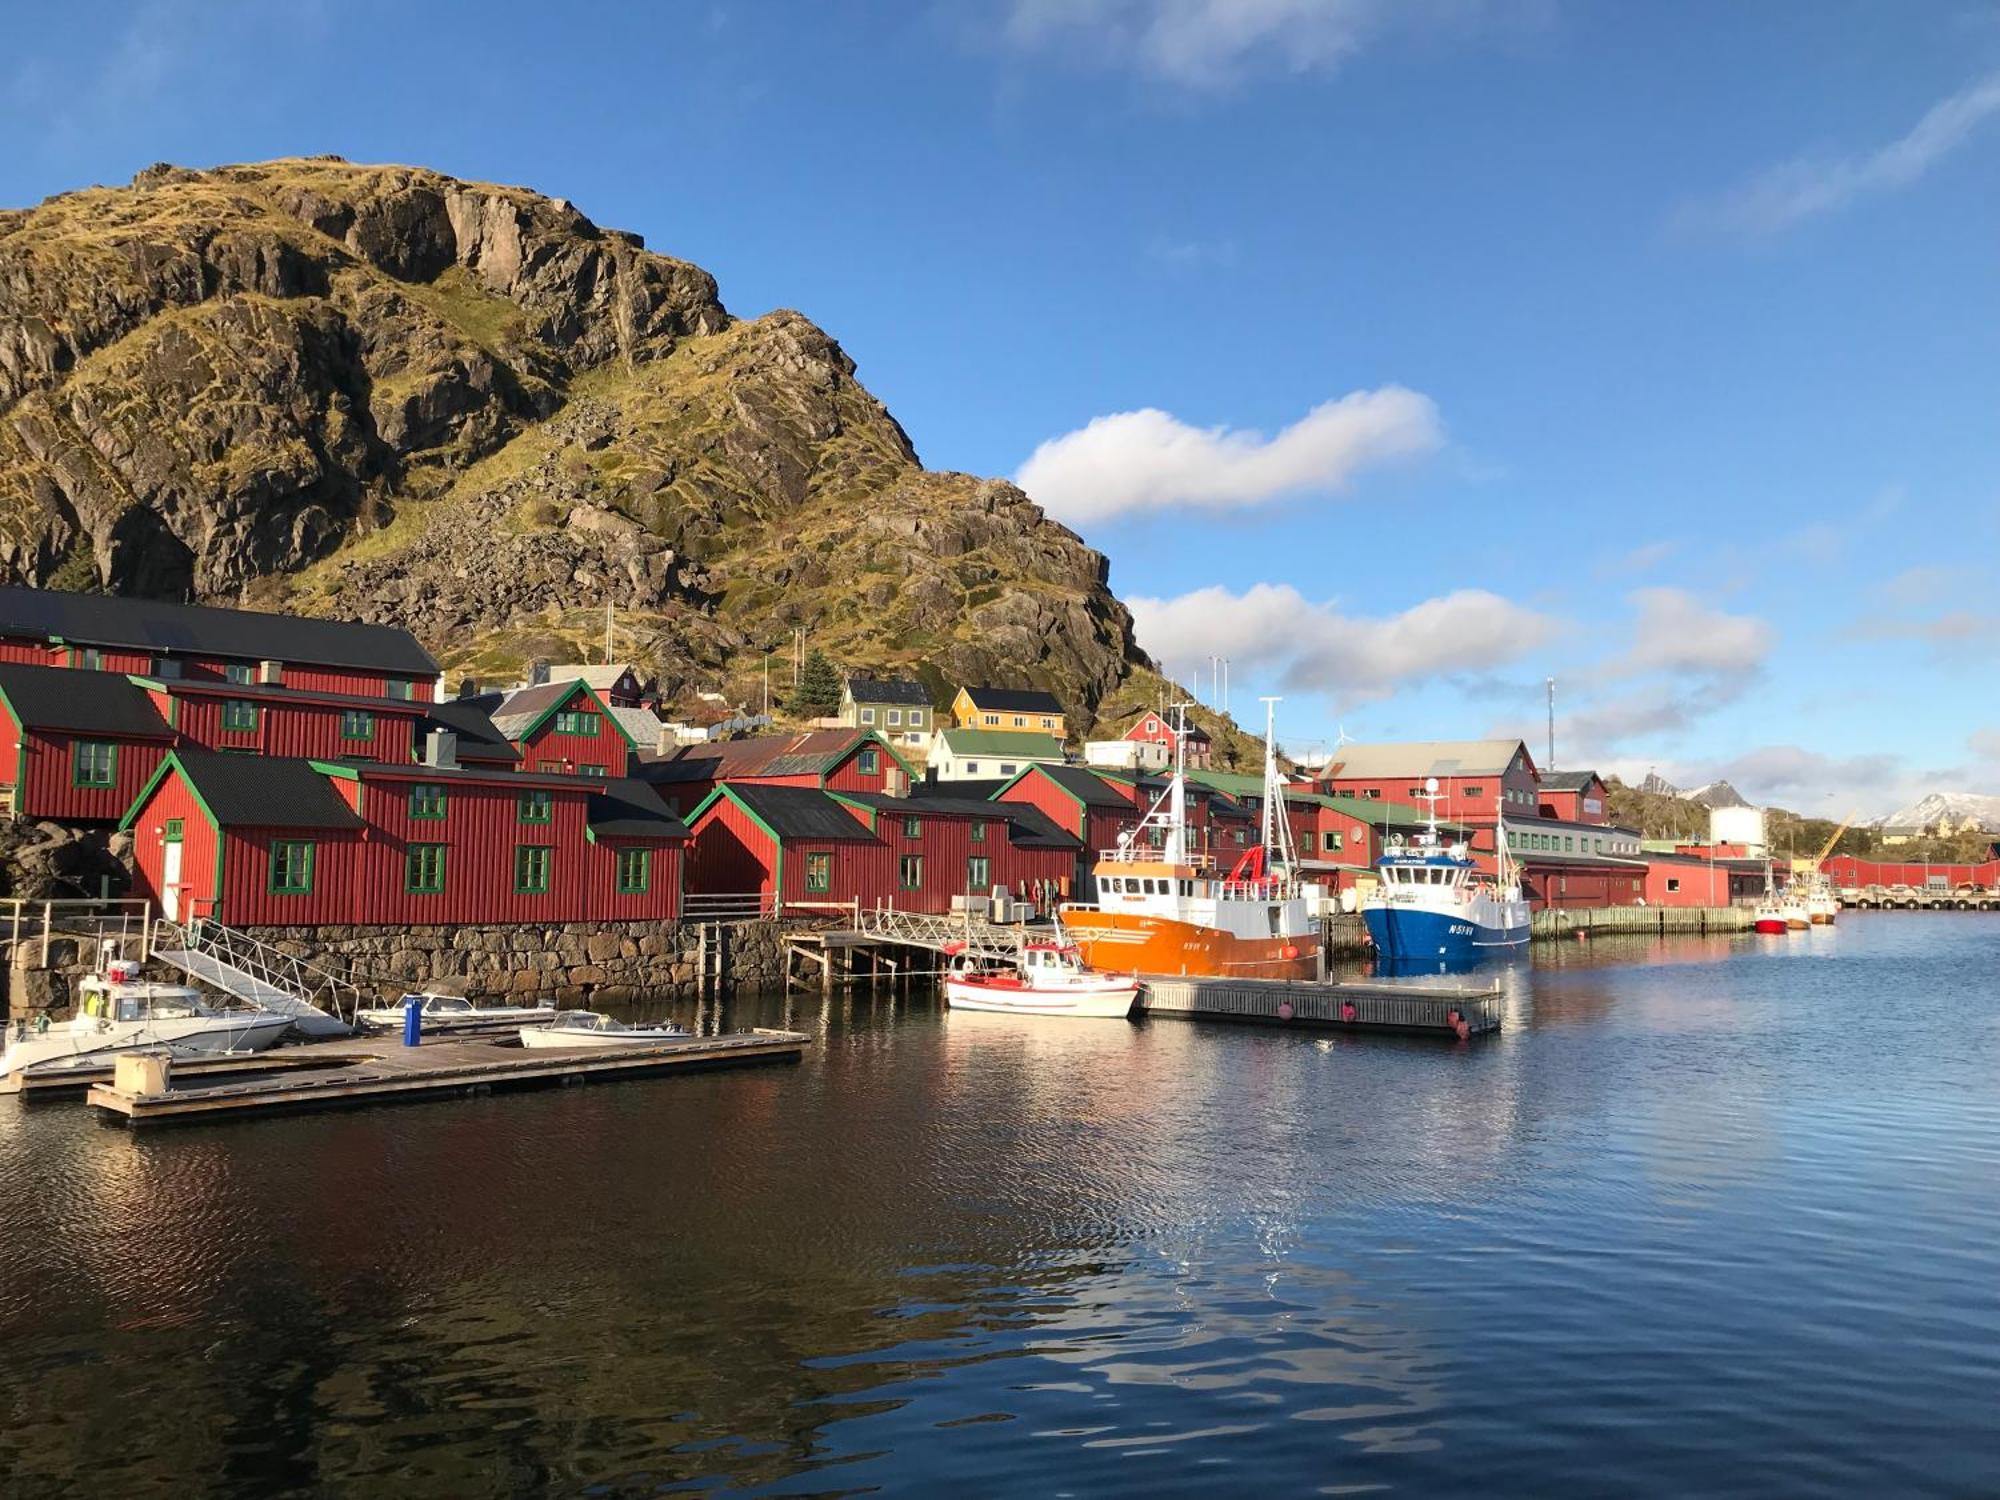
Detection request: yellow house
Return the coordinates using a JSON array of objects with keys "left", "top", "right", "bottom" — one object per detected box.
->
[{"left": 951, "top": 685, "right": 1067, "bottom": 739}]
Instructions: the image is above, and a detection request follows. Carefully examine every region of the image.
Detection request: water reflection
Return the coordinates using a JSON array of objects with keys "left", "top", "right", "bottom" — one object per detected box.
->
[{"left": 0, "top": 914, "right": 1996, "bottom": 1495}]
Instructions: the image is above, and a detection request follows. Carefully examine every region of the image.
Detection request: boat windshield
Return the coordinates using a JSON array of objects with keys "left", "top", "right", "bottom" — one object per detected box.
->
[
  {"left": 425, "top": 996, "right": 475, "bottom": 1013},
  {"left": 553, "top": 1010, "right": 615, "bottom": 1030}
]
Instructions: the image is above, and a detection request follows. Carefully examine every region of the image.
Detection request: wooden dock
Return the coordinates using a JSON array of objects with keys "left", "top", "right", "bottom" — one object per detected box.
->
[
  {"left": 11, "top": 1044, "right": 373, "bottom": 1098},
  {"left": 1139, "top": 975, "right": 1502, "bottom": 1037},
  {"left": 84, "top": 1028, "right": 810, "bottom": 1127},
  {"left": 1531, "top": 905, "right": 1753, "bottom": 940}
]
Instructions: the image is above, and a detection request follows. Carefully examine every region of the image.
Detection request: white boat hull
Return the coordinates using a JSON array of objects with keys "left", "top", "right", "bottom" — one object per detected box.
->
[
  {"left": 518, "top": 1026, "right": 689, "bottom": 1048},
  {"left": 0, "top": 1012, "right": 293, "bottom": 1085},
  {"left": 943, "top": 977, "right": 1138, "bottom": 1018}
]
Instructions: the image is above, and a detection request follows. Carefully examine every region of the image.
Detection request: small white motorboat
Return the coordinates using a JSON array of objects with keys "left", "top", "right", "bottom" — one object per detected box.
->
[
  {"left": 518, "top": 1010, "right": 692, "bottom": 1048},
  {"left": 355, "top": 992, "right": 557, "bottom": 1030},
  {"left": 1, "top": 975, "right": 293, "bottom": 1088},
  {"left": 943, "top": 940, "right": 1138, "bottom": 1019}
]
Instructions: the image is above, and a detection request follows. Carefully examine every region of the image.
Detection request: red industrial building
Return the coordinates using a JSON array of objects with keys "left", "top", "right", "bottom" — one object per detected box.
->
[
  {"left": 1820, "top": 854, "right": 2000, "bottom": 890},
  {"left": 1537, "top": 770, "right": 1611, "bottom": 824},
  {"left": 124, "top": 749, "right": 686, "bottom": 926},
  {"left": 1307, "top": 738, "right": 1542, "bottom": 827}
]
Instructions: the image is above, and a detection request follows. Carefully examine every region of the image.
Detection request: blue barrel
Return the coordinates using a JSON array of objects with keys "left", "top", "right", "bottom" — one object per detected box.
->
[{"left": 401, "top": 994, "right": 423, "bottom": 1047}]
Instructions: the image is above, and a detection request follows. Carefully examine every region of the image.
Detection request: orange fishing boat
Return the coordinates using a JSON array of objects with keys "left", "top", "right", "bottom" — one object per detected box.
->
[{"left": 1060, "top": 701, "right": 1319, "bottom": 982}]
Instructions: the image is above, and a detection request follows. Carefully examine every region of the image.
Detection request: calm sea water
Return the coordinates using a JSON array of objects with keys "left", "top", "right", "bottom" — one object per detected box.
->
[{"left": 1, "top": 913, "right": 1997, "bottom": 1497}]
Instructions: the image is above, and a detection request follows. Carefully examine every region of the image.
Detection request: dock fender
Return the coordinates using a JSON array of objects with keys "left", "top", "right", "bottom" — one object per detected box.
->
[
  {"left": 1341, "top": 1000, "right": 1357, "bottom": 1024},
  {"left": 1277, "top": 1000, "right": 1294, "bottom": 1022}
]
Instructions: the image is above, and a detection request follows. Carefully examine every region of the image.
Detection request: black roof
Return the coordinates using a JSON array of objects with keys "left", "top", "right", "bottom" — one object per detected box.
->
[
  {"left": 839, "top": 792, "right": 1082, "bottom": 850},
  {"left": 1539, "top": 770, "right": 1605, "bottom": 792},
  {"left": 963, "top": 685, "right": 1064, "bottom": 714},
  {"left": 1025, "top": 763, "right": 1137, "bottom": 809},
  {"left": 0, "top": 586, "right": 439, "bottom": 677},
  {"left": 723, "top": 783, "right": 877, "bottom": 842},
  {"left": 142, "top": 676, "right": 435, "bottom": 715},
  {"left": 937, "top": 778, "right": 1009, "bottom": 800},
  {"left": 587, "top": 779, "right": 689, "bottom": 841},
  {"left": 846, "top": 677, "right": 929, "bottom": 706},
  {"left": 171, "top": 750, "right": 364, "bottom": 829},
  {"left": 0, "top": 661, "right": 172, "bottom": 738},
  {"left": 421, "top": 699, "right": 522, "bottom": 763}
]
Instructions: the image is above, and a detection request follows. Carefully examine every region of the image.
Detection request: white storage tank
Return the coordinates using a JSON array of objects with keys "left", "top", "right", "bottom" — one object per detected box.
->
[{"left": 1709, "top": 804, "right": 1767, "bottom": 854}]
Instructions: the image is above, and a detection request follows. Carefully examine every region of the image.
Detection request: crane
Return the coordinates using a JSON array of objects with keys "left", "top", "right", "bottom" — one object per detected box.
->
[{"left": 1813, "top": 810, "right": 1861, "bottom": 870}]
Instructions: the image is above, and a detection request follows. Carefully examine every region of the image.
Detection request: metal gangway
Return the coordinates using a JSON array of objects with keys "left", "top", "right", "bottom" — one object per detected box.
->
[
  {"left": 147, "top": 919, "right": 359, "bottom": 1037},
  {"left": 848, "top": 906, "right": 1047, "bottom": 964}
]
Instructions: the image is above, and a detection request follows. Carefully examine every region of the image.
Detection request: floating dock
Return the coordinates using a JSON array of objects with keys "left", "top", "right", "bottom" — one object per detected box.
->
[
  {"left": 84, "top": 1028, "right": 810, "bottom": 1127},
  {"left": 11, "top": 1044, "right": 372, "bottom": 1099},
  {"left": 1139, "top": 975, "right": 1502, "bottom": 1037}
]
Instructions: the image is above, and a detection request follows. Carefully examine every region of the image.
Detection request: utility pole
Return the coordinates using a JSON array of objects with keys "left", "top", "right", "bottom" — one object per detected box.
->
[
  {"left": 763, "top": 651, "right": 771, "bottom": 716},
  {"left": 1222, "top": 658, "right": 1230, "bottom": 716},
  {"left": 1546, "top": 677, "right": 1556, "bottom": 772},
  {"left": 793, "top": 626, "right": 803, "bottom": 688},
  {"left": 604, "top": 600, "right": 614, "bottom": 667}
]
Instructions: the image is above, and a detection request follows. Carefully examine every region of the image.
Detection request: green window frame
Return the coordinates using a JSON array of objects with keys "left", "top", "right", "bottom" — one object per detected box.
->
[
  {"left": 221, "top": 698, "right": 258, "bottom": 732},
  {"left": 970, "top": 821, "right": 986, "bottom": 843},
  {"left": 899, "top": 854, "right": 923, "bottom": 890},
  {"left": 858, "top": 748, "right": 880, "bottom": 775},
  {"left": 615, "top": 847, "right": 651, "bottom": 895},
  {"left": 805, "top": 851, "right": 832, "bottom": 893},
  {"left": 385, "top": 679, "right": 414, "bottom": 701},
  {"left": 71, "top": 740, "right": 117, "bottom": 787},
  {"left": 554, "top": 709, "right": 600, "bottom": 735},
  {"left": 406, "top": 842, "right": 447, "bottom": 894},
  {"left": 582, "top": 765, "right": 608, "bottom": 778},
  {"left": 517, "top": 788, "right": 552, "bottom": 824},
  {"left": 967, "top": 855, "right": 991, "bottom": 891},
  {"left": 268, "top": 840, "right": 315, "bottom": 895},
  {"left": 903, "top": 816, "right": 921, "bottom": 839},
  {"left": 223, "top": 662, "right": 254, "bottom": 685},
  {"left": 514, "top": 845, "right": 552, "bottom": 894},
  {"left": 340, "top": 709, "right": 375, "bottom": 741},
  {"left": 163, "top": 818, "right": 184, "bottom": 844},
  {"left": 409, "top": 783, "right": 447, "bottom": 821}
]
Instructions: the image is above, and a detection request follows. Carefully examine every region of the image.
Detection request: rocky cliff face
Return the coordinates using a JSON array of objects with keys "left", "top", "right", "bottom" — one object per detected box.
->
[{"left": 0, "top": 158, "right": 1144, "bottom": 716}]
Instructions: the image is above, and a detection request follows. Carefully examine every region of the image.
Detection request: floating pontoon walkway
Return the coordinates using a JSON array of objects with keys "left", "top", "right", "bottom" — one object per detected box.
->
[
  {"left": 1139, "top": 975, "right": 1502, "bottom": 1037},
  {"left": 85, "top": 1028, "right": 809, "bottom": 1127}
]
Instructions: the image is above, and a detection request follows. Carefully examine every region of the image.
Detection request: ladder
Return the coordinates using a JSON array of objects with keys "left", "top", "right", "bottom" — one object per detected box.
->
[{"left": 148, "top": 919, "right": 359, "bottom": 1036}]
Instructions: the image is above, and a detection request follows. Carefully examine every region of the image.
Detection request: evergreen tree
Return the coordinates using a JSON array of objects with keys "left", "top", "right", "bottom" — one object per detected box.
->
[{"left": 789, "top": 649, "right": 842, "bottom": 717}]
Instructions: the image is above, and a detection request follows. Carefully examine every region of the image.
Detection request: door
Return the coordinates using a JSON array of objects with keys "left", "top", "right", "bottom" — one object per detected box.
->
[{"left": 161, "top": 839, "right": 183, "bottom": 921}]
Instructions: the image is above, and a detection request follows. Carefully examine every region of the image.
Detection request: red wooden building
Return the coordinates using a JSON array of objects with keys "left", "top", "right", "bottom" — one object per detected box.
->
[
  {"left": 0, "top": 661, "right": 174, "bottom": 821},
  {"left": 1537, "top": 770, "right": 1611, "bottom": 825},
  {"left": 1309, "top": 739, "right": 1542, "bottom": 832},
  {"left": 141, "top": 677, "right": 435, "bottom": 763},
  {"left": 0, "top": 584, "right": 439, "bottom": 700},
  {"left": 123, "top": 749, "right": 686, "bottom": 926},
  {"left": 1124, "top": 709, "right": 1212, "bottom": 770},
  {"left": 641, "top": 729, "right": 915, "bottom": 815},
  {"left": 488, "top": 680, "right": 639, "bottom": 777},
  {"left": 682, "top": 783, "right": 1078, "bottom": 915}
]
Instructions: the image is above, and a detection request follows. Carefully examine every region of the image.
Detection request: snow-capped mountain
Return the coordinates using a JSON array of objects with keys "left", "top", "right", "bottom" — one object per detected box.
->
[
  {"left": 1685, "top": 780, "right": 1753, "bottom": 810},
  {"left": 1878, "top": 792, "right": 2000, "bottom": 832}
]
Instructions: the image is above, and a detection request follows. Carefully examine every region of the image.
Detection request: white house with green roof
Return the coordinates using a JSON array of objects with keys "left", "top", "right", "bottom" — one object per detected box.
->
[{"left": 928, "top": 726, "right": 1066, "bottom": 783}]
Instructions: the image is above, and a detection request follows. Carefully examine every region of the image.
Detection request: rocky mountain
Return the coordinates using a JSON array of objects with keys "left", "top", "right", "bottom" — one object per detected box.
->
[
  {"left": 1685, "top": 779, "right": 1753, "bottom": 810},
  {"left": 0, "top": 157, "right": 1147, "bottom": 720},
  {"left": 1878, "top": 792, "right": 2000, "bottom": 833}
]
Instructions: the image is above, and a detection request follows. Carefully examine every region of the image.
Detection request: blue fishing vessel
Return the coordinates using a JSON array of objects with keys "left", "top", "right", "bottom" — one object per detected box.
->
[{"left": 1361, "top": 778, "right": 1530, "bottom": 964}]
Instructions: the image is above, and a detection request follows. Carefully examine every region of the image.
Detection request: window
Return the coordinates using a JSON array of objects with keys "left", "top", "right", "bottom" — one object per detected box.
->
[
  {"left": 615, "top": 847, "right": 651, "bottom": 895},
  {"left": 886, "top": 709, "right": 901, "bottom": 727},
  {"left": 1665, "top": 877, "right": 1681, "bottom": 894},
  {"left": 1326, "top": 830, "right": 1343, "bottom": 852},
  {"left": 163, "top": 818, "right": 183, "bottom": 843},
  {"left": 386, "top": 679, "right": 415, "bottom": 701},
  {"left": 1565, "top": 836, "right": 1574, "bottom": 852},
  {"left": 964, "top": 761, "right": 980, "bottom": 775},
  {"left": 983, "top": 714, "right": 998, "bottom": 726},
  {"left": 555, "top": 710, "right": 600, "bottom": 735},
  {"left": 221, "top": 699, "right": 258, "bottom": 732},
  {"left": 967, "top": 855, "right": 991, "bottom": 890},
  {"left": 908, "top": 709, "right": 924, "bottom": 727},
  {"left": 224, "top": 662, "right": 254, "bottom": 685},
  {"left": 514, "top": 845, "right": 552, "bottom": 894},
  {"left": 858, "top": 748, "right": 879, "bottom": 775},
  {"left": 904, "top": 816, "right": 921, "bottom": 839},
  {"left": 1464, "top": 785, "right": 1485, "bottom": 797},
  {"left": 340, "top": 709, "right": 375, "bottom": 741},
  {"left": 971, "top": 821, "right": 986, "bottom": 842},
  {"left": 406, "top": 843, "right": 447, "bottom": 894},
  {"left": 582, "top": 765, "right": 608, "bottom": 777},
  {"left": 518, "top": 789, "right": 552, "bottom": 823},
  {"left": 71, "top": 741, "right": 116, "bottom": 787},
  {"left": 805, "top": 851, "right": 832, "bottom": 893},
  {"left": 899, "top": 854, "right": 923, "bottom": 890},
  {"left": 999, "top": 763, "right": 1016, "bottom": 776},
  {"left": 269, "top": 840, "right": 314, "bottom": 895},
  {"left": 1013, "top": 715, "right": 1026, "bottom": 727},
  {"left": 860, "top": 707, "right": 876, "bottom": 725},
  {"left": 77, "top": 647, "right": 104, "bottom": 671},
  {"left": 409, "top": 783, "right": 447, "bottom": 821}
]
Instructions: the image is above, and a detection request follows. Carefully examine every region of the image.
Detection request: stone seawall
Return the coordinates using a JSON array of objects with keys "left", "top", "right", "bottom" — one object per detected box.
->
[{"left": 2, "top": 920, "right": 791, "bottom": 1020}]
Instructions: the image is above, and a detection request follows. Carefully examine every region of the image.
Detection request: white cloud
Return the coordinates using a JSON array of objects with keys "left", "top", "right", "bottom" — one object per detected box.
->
[
  {"left": 1594, "top": 539, "right": 1677, "bottom": 579},
  {"left": 1971, "top": 728, "right": 2000, "bottom": 764},
  {"left": 1678, "top": 69, "right": 2000, "bottom": 237},
  {"left": 1612, "top": 587, "right": 1773, "bottom": 681},
  {"left": 1684, "top": 745, "right": 1918, "bottom": 820},
  {"left": 1016, "top": 387, "right": 1442, "bottom": 525},
  {"left": 998, "top": 0, "right": 1540, "bottom": 89},
  {"left": 1129, "top": 582, "right": 1556, "bottom": 706}
]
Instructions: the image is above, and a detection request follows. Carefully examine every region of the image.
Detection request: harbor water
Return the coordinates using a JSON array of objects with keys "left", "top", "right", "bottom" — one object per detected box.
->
[{"left": 1, "top": 912, "right": 1997, "bottom": 1496}]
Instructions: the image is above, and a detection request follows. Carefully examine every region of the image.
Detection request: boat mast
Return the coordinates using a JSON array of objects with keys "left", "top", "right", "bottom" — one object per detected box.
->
[
  {"left": 1165, "top": 700, "right": 1189, "bottom": 865},
  {"left": 1259, "top": 697, "right": 1296, "bottom": 877}
]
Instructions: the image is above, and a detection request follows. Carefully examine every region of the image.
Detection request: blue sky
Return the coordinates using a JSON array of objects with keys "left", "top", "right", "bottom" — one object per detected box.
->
[{"left": 5, "top": 1, "right": 1997, "bottom": 814}]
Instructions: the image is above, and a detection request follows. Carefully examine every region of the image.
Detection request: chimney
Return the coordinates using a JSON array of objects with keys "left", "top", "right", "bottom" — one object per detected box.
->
[
  {"left": 529, "top": 659, "right": 550, "bottom": 687},
  {"left": 455, "top": 676, "right": 479, "bottom": 700},
  {"left": 259, "top": 659, "right": 284, "bottom": 686},
  {"left": 422, "top": 729, "right": 460, "bottom": 769}
]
